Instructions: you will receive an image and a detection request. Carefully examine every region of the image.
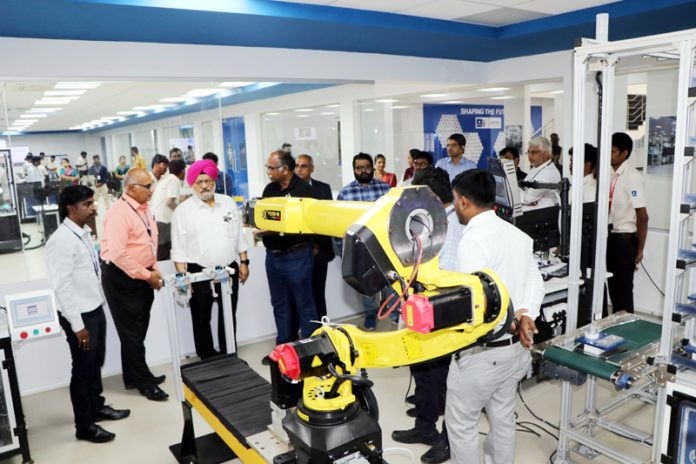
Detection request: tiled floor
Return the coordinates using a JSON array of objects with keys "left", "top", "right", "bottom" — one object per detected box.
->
[{"left": 2, "top": 324, "right": 658, "bottom": 464}]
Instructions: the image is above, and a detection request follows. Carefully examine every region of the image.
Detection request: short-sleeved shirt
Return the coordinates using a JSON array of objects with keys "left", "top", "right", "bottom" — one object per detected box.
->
[
  {"left": 521, "top": 160, "right": 561, "bottom": 211},
  {"left": 609, "top": 161, "right": 646, "bottom": 233},
  {"left": 435, "top": 156, "right": 477, "bottom": 181},
  {"left": 150, "top": 173, "right": 182, "bottom": 224},
  {"left": 262, "top": 174, "right": 314, "bottom": 251}
]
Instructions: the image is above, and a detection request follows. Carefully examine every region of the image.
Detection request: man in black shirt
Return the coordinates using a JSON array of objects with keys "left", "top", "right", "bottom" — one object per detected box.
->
[
  {"left": 261, "top": 150, "right": 318, "bottom": 343},
  {"left": 295, "top": 154, "right": 335, "bottom": 320},
  {"left": 499, "top": 147, "right": 526, "bottom": 181}
]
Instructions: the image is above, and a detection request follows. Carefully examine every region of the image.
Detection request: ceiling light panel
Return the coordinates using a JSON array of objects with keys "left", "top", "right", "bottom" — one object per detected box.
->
[
  {"left": 21, "top": 114, "right": 47, "bottom": 118},
  {"left": 184, "top": 89, "right": 221, "bottom": 97},
  {"left": 28, "top": 108, "right": 61, "bottom": 113},
  {"left": 420, "top": 93, "right": 448, "bottom": 98},
  {"left": 54, "top": 82, "right": 101, "bottom": 89},
  {"left": 44, "top": 90, "right": 87, "bottom": 96},
  {"left": 478, "top": 87, "right": 511, "bottom": 92},
  {"left": 35, "top": 98, "right": 72, "bottom": 105},
  {"left": 218, "top": 82, "right": 255, "bottom": 88}
]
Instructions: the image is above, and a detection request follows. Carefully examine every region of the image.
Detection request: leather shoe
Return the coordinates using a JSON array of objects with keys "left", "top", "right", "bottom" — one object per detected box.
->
[
  {"left": 391, "top": 428, "right": 439, "bottom": 446},
  {"left": 421, "top": 438, "right": 450, "bottom": 464},
  {"left": 76, "top": 424, "right": 115, "bottom": 443},
  {"left": 138, "top": 385, "right": 169, "bottom": 401},
  {"left": 406, "top": 394, "right": 416, "bottom": 405},
  {"left": 95, "top": 406, "right": 130, "bottom": 422},
  {"left": 125, "top": 374, "right": 166, "bottom": 390},
  {"left": 406, "top": 407, "right": 417, "bottom": 418},
  {"left": 261, "top": 355, "right": 271, "bottom": 366}
]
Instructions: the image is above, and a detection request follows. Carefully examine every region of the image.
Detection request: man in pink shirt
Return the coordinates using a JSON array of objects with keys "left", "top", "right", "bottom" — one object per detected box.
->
[{"left": 100, "top": 167, "right": 168, "bottom": 402}]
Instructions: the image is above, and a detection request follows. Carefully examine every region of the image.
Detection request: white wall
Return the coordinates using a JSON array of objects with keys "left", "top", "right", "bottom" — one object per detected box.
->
[
  {"left": 1, "top": 132, "right": 100, "bottom": 165},
  {"left": 0, "top": 248, "right": 364, "bottom": 395}
]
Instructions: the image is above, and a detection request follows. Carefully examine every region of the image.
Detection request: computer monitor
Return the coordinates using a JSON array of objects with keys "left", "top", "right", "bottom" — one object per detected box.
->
[
  {"left": 514, "top": 206, "right": 561, "bottom": 252},
  {"left": 4, "top": 290, "right": 61, "bottom": 342},
  {"left": 487, "top": 157, "right": 522, "bottom": 222}
]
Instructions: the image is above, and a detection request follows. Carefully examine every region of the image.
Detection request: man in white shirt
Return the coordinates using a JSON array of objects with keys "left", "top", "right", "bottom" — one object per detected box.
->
[
  {"left": 151, "top": 158, "right": 184, "bottom": 260},
  {"left": 569, "top": 144, "right": 598, "bottom": 203},
  {"left": 446, "top": 169, "right": 545, "bottom": 464},
  {"left": 75, "top": 151, "right": 89, "bottom": 178},
  {"left": 521, "top": 136, "right": 561, "bottom": 210},
  {"left": 46, "top": 185, "right": 130, "bottom": 444},
  {"left": 171, "top": 160, "right": 249, "bottom": 358},
  {"left": 607, "top": 132, "right": 648, "bottom": 313}
]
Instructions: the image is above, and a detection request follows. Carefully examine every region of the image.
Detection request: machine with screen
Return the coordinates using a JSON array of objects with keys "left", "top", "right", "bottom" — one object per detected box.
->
[
  {"left": 514, "top": 205, "right": 561, "bottom": 253},
  {"left": 4, "top": 290, "right": 60, "bottom": 342},
  {"left": 487, "top": 157, "right": 522, "bottom": 222}
]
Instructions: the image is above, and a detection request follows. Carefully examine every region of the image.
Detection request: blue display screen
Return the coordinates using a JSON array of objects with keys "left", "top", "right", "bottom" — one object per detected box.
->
[{"left": 678, "top": 401, "right": 696, "bottom": 464}]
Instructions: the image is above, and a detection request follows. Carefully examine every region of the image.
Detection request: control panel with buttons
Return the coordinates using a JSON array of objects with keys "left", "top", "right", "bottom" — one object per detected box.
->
[{"left": 4, "top": 290, "right": 61, "bottom": 342}]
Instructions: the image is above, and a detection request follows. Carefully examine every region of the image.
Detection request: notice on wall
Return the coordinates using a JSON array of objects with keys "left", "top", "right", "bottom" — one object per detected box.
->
[
  {"left": 222, "top": 117, "right": 248, "bottom": 199},
  {"left": 423, "top": 104, "right": 505, "bottom": 168}
]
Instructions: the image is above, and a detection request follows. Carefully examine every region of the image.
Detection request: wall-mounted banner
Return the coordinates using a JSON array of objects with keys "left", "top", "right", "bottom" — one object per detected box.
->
[
  {"left": 423, "top": 104, "right": 505, "bottom": 168},
  {"left": 222, "top": 117, "right": 248, "bottom": 199}
]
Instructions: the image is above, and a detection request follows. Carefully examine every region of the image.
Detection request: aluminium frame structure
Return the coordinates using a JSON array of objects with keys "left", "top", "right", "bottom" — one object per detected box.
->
[{"left": 558, "top": 27, "right": 696, "bottom": 463}]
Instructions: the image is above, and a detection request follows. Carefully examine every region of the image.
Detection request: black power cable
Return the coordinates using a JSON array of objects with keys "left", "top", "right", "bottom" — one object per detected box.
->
[{"left": 640, "top": 262, "right": 665, "bottom": 296}]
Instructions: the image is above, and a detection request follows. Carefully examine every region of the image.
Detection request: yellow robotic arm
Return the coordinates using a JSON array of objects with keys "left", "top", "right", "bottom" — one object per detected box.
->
[{"left": 246, "top": 185, "right": 511, "bottom": 463}]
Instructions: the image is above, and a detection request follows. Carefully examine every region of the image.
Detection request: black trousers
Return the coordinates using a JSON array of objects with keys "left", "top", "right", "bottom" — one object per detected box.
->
[
  {"left": 188, "top": 261, "right": 239, "bottom": 359},
  {"left": 101, "top": 262, "right": 158, "bottom": 388},
  {"left": 59, "top": 306, "right": 106, "bottom": 432},
  {"left": 606, "top": 233, "right": 638, "bottom": 313},
  {"left": 312, "top": 258, "right": 329, "bottom": 320},
  {"left": 411, "top": 356, "right": 450, "bottom": 435}
]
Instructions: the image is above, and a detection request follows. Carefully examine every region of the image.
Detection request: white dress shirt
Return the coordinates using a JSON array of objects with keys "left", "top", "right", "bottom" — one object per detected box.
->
[
  {"left": 522, "top": 160, "right": 561, "bottom": 211},
  {"left": 583, "top": 174, "right": 597, "bottom": 203},
  {"left": 608, "top": 161, "right": 646, "bottom": 234},
  {"left": 457, "top": 210, "right": 544, "bottom": 321},
  {"left": 150, "top": 173, "right": 182, "bottom": 223},
  {"left": 438, "top": 205, "right": 466, "bottom": 272},
  {"left": 45, "top": 219, "right": 104, "bottom": 332},
  {"left": 171, "top": 193, "right": 248, "bottom": 268}
]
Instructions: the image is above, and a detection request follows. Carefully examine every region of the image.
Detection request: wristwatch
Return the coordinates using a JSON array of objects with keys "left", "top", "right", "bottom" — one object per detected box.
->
[{"left": 240, "top": 259, "right": 250, "bottom": 265}]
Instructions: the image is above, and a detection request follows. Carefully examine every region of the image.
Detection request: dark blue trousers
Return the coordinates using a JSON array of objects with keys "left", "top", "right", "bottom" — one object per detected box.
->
[{"left": 265, "top": 243, "right": 319, "bottom": 344}]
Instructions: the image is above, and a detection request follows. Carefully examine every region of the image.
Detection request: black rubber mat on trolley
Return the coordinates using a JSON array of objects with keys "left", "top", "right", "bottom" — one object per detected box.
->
[{"left": 181, "top": 354, "right": 272, "bottom": 447}]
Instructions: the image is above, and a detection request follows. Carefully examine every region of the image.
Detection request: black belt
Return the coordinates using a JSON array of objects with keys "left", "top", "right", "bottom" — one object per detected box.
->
[
  {"left": 609, "top": 232, "right": 637, "bottom": 240},
  {"left": 268, "top": 241, "right": 310, "bottom": 255},
  {"left": 485, "top": 335, "right": 519, "bottom": 348},
  {"left": 454, "top": 335, "right": 520, "bottom": 360}
]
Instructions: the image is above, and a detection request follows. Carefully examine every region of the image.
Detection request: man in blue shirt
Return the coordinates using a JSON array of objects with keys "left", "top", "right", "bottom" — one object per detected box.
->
[
  {"left": 88, "top": 155, "right": 111, "bottom": 209},
  {"left": 435, "top": 133, "right": 476, "bottom": 180},
  {"left": 336, "top": 153, "right": 391, "bottom": 330},
  {"left": 202, "top": 152, "right": 233, "bottom": 196}
]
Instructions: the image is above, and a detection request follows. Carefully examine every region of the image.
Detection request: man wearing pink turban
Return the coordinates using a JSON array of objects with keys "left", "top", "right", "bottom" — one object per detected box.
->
[{"left": 171, "top": 159, "right": 249, "bottom": 357}]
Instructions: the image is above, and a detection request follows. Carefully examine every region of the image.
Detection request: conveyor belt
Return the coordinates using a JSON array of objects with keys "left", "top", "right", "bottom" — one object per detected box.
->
[
  {"left": 542, "top": 319, "right": 662, "bottom": 381},
  {"left": 181, "top": 354, "right": 272, "bottom": 447}
]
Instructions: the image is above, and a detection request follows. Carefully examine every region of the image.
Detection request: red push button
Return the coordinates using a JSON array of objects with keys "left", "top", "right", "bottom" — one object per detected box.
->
[
  {"left": 45, "top": 327, "right": 51, "bottom": 333},
  {"left": 19, "top": 332, "right": 28, "bottom": 339}
]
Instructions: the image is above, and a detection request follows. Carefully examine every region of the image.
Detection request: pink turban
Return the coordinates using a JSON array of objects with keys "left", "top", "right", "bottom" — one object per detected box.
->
[{"left": 186, "top": 159, "right": 219, "bottom": 187}]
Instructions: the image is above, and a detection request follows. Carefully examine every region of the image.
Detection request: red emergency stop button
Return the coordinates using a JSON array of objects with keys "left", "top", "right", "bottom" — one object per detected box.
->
[
  {"left": 270, "top": 344, "right": 300, "bottom": 380},
  {"left": 45, "top": 327, "right": 51, "bottom": 333},
  {"left": 19, "top": 332, "right": 28, "bottom": 339}
]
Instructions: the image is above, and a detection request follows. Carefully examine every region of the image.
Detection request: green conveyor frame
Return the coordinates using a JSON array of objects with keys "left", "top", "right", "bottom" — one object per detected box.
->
[{"left": 542, "top": 320, "right": 662, "bottom": 381}]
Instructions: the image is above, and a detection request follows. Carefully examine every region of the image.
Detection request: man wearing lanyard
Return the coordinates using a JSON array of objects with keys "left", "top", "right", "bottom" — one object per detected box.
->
[
  {"left": 447, "top": 169, "right": 544, "bottom": 464},
  {"left": 100, "top": 168, "right": 168, "bottom": 401},
  {"left": 88, "top": 154, "right": 111, "bottom": 209},
  {"left": 260, "top": 151, "right": 318, "bottom": 344},
  {"left": 46, "top": 185, "right": 130, "bottom": 443},
  {"left": 521, "top": 136, "right": 561, "bottom": 211},
  {"left": 171, "top": 160, "right": 249, "bottom": 358},
  {"left": 607, "top": 132, "right": 649, "bottom": 313}
]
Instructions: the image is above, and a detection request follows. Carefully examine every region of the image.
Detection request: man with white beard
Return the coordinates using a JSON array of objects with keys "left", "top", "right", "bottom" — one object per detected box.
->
[{"left": 171, "top": 159, "right": 249, "bottom": 358}]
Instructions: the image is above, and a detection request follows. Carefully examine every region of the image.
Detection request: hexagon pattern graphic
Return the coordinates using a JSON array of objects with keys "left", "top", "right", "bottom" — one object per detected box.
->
[
  {"left": 464, "top": 132, "right": 483, "bottom": 164},
  {"left": 493, "top": 131, "right": 507, "bottom": 155},
  {"left": 435, "top": 114, "right": 462, "bottom": 151}
]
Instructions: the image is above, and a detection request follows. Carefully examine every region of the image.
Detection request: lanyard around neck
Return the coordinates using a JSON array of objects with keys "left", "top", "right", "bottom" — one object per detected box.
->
[
  {"left": 66, "top": 224, "right": 99, "bottom": 276},
  {"left": 122, "top": 197, "right": 152, "bottom": 237}
]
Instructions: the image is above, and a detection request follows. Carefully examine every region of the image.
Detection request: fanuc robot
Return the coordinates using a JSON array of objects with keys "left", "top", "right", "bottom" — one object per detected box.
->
[{"left": 244, "top": 185, "right": 512, "bottom": 464}]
